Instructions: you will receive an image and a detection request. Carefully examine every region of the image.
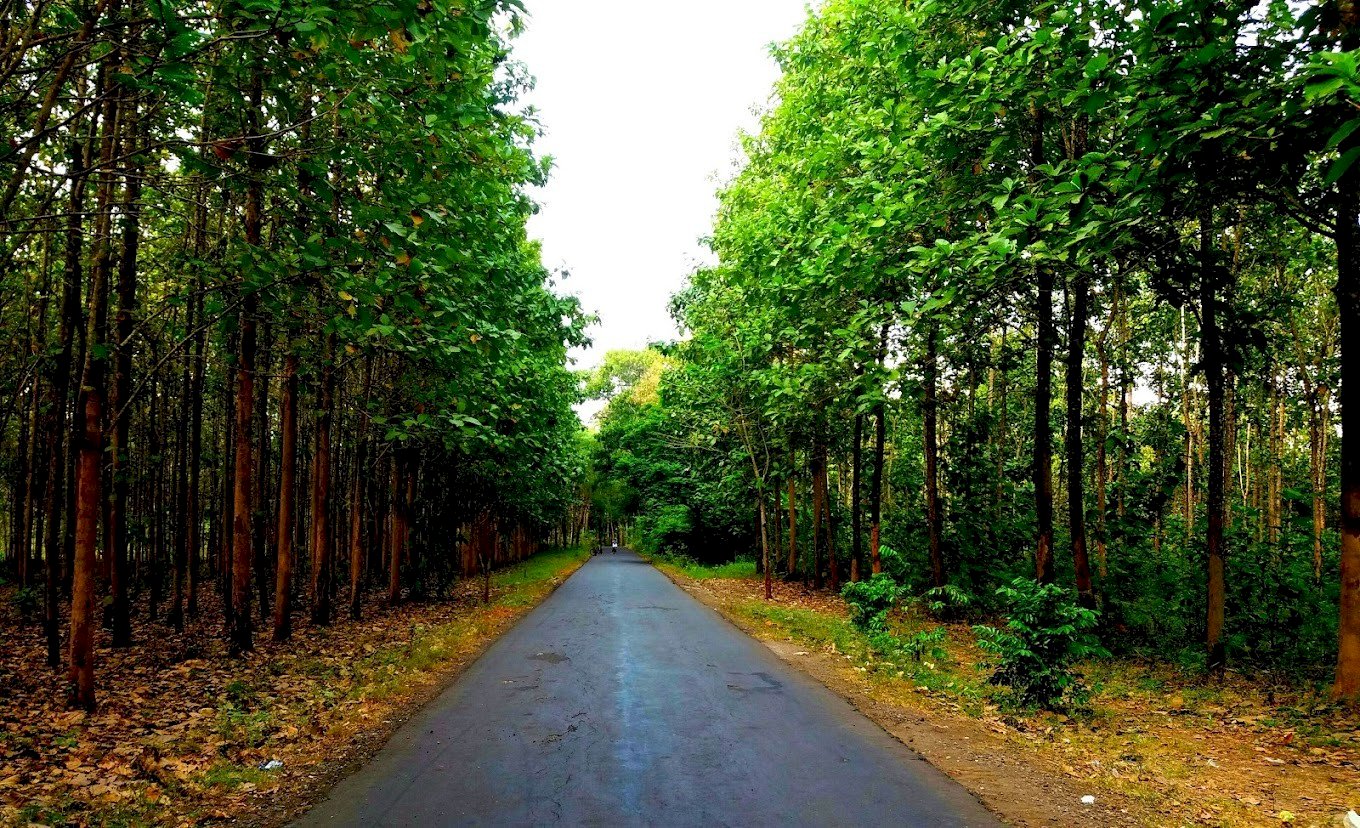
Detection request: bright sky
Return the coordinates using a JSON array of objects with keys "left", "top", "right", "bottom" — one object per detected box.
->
[{"left": 513, "top": 1, "right": 811, "bottom": 376}]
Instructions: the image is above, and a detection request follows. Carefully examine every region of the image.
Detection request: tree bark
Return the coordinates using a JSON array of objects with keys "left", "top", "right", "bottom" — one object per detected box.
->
[
  {"left": 1202, "top": 194, "right": 1227, "bottom": 675},
  {"left": 811, "top": 433, "right": 826, "bottom": 590},
  {"left": 69, "top": 51, "right": 123, "bottom": 709},
  {"left": 107, "top": 100, "right": 143, "bottom": 648},
  {"left": 1334, "top": 28, "right": 1360, "bottom": 694},
  {"left": 44, "top": 137, "right": 88, "bottom": 667},
  {"left": 1067, "top": 271, "right": 1093, "bottom": 607},
  {"left": 272, "top": 354, "right": 298, "bottom": 641},
  {"left": 229, "top": 62, "right": 264, "bottom": 656},
  {"left": 309, "top": 333, "right": 336, "bottom": 625},
  {"left": 851, "top": 411, "right": 863, "bottom": 583},
  {"left": 1031, "top": 103, "right": 1055, "bottom": 584},
  {"left": 786, "top": 443, "right": 797, "bottom": 577},
  {"left": 924, "top": 321, "right": 945, "bottom": 588},
  {"left": 388, "top": 450, "right": 406, "bottom": 605}
]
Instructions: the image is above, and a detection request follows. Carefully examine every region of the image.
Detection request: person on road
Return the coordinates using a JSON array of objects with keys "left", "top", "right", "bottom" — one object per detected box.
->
[{"left": 612, "top": 539, "right": 618, "bottom": 553}]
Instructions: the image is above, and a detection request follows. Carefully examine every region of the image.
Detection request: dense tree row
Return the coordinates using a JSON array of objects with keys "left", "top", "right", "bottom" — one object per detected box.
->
[
  {"left": 589, "top": 0, "right": 1360, "bottom": 696},
  {"left": 0, "top": 0, "right": 587, "bottom": 709}
]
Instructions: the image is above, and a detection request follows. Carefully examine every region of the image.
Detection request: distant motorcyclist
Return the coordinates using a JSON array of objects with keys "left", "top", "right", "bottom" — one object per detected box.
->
[{"left": 611, "top": 539, "right": 618, "bottom": 553}]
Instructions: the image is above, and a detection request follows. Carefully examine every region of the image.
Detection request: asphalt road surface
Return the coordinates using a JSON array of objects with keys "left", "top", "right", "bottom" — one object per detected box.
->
[{"left": 296, "top": 550, "right": 1002, "bottom": 827}]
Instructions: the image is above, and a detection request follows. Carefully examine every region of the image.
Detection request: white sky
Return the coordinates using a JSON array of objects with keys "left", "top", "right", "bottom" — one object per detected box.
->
[{"left": 513, "top": 1, "right": 811, "bottom": 379}]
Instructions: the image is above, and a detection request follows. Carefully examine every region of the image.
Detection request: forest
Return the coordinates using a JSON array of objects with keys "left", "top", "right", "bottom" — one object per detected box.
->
[
  {"left": 0, "top": 0, "right": 590, "bottom": 715},
  {"left": 6, "top": 0, "right": 1360, "bottom": 822},
  {"left": 585, "top": 0, "right": 1360, "bottom": 700}
]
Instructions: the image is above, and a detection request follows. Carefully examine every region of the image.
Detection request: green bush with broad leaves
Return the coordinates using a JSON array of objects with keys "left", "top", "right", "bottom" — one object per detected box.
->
[
  {"left": 841, "top": 573, "right": 900, "bottom": 632},
  {"left": 974, "top": 579, "right": 1109, "bottom": 709}
]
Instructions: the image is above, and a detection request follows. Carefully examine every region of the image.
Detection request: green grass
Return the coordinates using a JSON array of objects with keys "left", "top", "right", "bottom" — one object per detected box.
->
[
  {"left": 494, "top": 546, "right": 590, "bottom": 592},
  {"left": 647, "top": 552, "right": 757, "bottom": 580},
  {"left": 724, "top": 593, "right": 1000, "bottom": 714},
  {"left": 199, "top": 761, "right": 271, "bottom": 790}
]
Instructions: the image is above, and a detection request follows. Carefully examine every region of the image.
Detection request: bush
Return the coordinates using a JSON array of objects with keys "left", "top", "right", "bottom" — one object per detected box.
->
[
  {"left": 870, "top": 626, "right": 948, "bottom": 663},
  {"left": 841, "top": 573, "right": 900, "bottom": 632},
  {"left": 878, "top": 544, "right": 912, "bottom": 587},
  {"left": 924, "top": 583, "right": 974, "bottom": 620},
  {"left": 974, "top": 578, "right": 1108, "bottom": 709},
  {"left": 11, "top": 585, "right": 39, "bottom": 620}
]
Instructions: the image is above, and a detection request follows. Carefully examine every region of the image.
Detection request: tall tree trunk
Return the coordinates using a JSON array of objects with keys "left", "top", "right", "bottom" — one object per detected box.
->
[
  {"left": 388, "top": 450, "right": 406, "bottom": 605},
  {"left": 851, "top": 411, "right": 863, "bottom": 583},
  {"left": 1031, "top": 103, "right": 1055, "bottom": 584},
  {"left": 1333, "top": 26, "right": 1360, "bottom": 694},
  {"left": 1067, "top": 271, "right": 1093, "bottom": 608},
  {"left": 44, "top": 138, "right": 88, "bottom": 667},
  {"left": 107, "top": 101, "right": 142, "bottom": 648},
  {"left": 827, "top": 457, "right": 839, "bottom": 593},
  {"left": 870, "top": 400, "right": 886, "bottom": 575},
  {"left": 761, "top": 485, "right": 773, "bottom": 600},
  {"left": 1095, "top": 301, "right": 1111, "bottom": 580},
  {"left": 185, "top": 286, "right": 205, "bottom": 620},
  {"left": 309, "top": 333, "right": 336, "bottom": 625},
  {"left": 811, "top": 433, "right": 826, "bottom": 590},
  {"left": 348, "top": 440, "right": 365, "bottom": 620},
  {"left": 252, "top": 328, "right": 272, "bottom": 622},
  {"left": 924, "top": 321, "right": 945, "bottom": 588},
  {"left": 229, "top": 64, "right": 265, "bottom": 656},
  {"left": 1202, "top": 194, "right": 1227, "bottom": 675},
  {"left": 69, "top": 50, "right": 124, "bottom": 709},
  {"left": 786, "top": 443, "right": 797, "bottom": 577},
  {"left": 272, "top": 354, "right": 298, "bottom": 641}
]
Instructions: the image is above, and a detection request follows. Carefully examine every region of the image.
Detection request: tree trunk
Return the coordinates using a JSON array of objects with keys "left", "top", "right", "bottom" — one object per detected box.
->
[
  {"left": 69, "top": 54, "right": 124, "bottom": 709},
  {"left": 1031, "top": 103, "right": 1055, "bottom": 584},
  {"left": 1333, "top": 46, "right": 1360, "bottom": 695},
  {"left": 1067, "top": 272, "right": 1093, "bottom": 607},
  {"left": 1202, "top": 195, "right": 1227, "bottom": 675},
  {"left": 185, "top": 285, "right": 205, "bottom": 620},
  {"left": 229, "top": 65, "right": 264, "bottom": 656},
  {"left": 348, "top": 358, "right": 372, "bottom": 620},
  {"left": 870, "top": 400, "right": 886, "bottom": 575},
  {"left": 44, "top": 137, "right": 88, "bottom": 667},
  {"left": 272, "top": 354, "right": 298, "bottom": 641},
  {"left": 924, "top": 321, "right": 945, "bottom": 588},
  {"left": 786, "top": 443, "right": 798, "bottom": 577},
  {"left": 760, "top": 487, "right": 772, "bottom": 600},
  {"left": 309, "top": 333, "right": 336, "bottom": 625},
  {"left": 107, "top": 102, "right": 143, "bottom": 648},
  {"left": 811, "top": 434, "right": 826, "bottom": 590},
  {"left": 388, "top": 451, "right": 406, "bottom": 605},
  {"left": 851, "top": 411, "right": 863, "bottom": 583},
  {"left": 252, "top": 328, "right": 272, "bottom": 623}
]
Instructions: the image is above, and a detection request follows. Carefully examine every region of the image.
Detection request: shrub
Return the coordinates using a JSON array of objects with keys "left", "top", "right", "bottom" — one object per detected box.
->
[
  {"left": 878, "top": 544, "right": 912, "bottom": 586},
  {"left": 841, "top": 573, "right": 900, "bottom": 632},
  {"left": 870, "top": 626, "right": 948, "bottom": 663},
  {"left": 11, "top": 585, "right": 39, "bottom": 620},
  {"left": 924, "top": 583, "right": 974, "bottom": 620},
  {"left": 974, "top": 578, "right": 1108, "bottom": 708}
]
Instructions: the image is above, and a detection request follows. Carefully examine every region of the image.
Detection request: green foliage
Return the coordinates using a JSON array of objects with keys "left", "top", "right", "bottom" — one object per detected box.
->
[
  {"left": 924, "top": 584, "right": 975, "bottom": 621},
  {"left": 975, "top": 579, "right": 1109, "bottom": 709},
  {"left": 841, "top": 574, "right": 900, "bottom": 633},
  {"left": 870, "top": 627, "right": 948, "bottom": 664},
  {"left": 9, "top": 586, "right": 39, "bottom": 621}
]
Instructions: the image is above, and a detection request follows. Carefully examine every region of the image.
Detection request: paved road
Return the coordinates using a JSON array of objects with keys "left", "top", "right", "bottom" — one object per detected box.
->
[{"left": 297, "top": 550, "right": 1002, "bottom": 827}]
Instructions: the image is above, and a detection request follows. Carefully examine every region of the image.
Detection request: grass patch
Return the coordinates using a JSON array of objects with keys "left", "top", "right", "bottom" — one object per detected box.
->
[
  {"left": 647, "top": 552, "right": 758, "bottom": 580},
  {"left": 199, "top": 761, "right": 270, "bottom": 790}
]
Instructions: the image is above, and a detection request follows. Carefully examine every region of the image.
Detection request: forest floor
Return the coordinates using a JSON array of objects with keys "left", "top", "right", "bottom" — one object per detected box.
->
[
  {"left": 0, "top": 547, "right": 589, "bottom": 828},
  {"left": 649, "top": 557, "right": 1360, "bottom": 828}
]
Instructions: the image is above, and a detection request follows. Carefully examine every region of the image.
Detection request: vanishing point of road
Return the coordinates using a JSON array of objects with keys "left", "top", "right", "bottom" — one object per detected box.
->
[{"left": 297, "top": 550, "right": 1002, "bottom": 827}]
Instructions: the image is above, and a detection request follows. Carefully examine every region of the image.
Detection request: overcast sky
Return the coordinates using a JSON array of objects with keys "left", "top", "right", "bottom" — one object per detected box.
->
[{"left": 513, "top": 1, "right": 810, "bottom": 375}]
